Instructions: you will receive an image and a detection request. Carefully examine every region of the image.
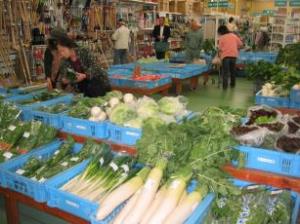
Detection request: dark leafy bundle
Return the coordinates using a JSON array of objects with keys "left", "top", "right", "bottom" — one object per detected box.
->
[
  {"left": 1, "top": 122, "right": 30, "bottom": 148},
  {"left": 245, "top": 61, "right": 282, "bottom": 82},
  {"left": 202, "top": 39, "right": 217, "bottom": 56},
  {"left": 17, "top": 90, "right": 65, "bottom": 105},
  {"left": 0, "top": 101, "right": 21, "bottom": 129},
  {"left": 39, "top": 103, "right": 70, "bottom": 114},
  {"left": 276, "top": 43, "right": 300, "bottom": 70}
]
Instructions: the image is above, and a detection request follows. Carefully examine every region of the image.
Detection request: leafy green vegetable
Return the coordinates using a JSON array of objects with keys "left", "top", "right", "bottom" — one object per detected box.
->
[
  {"left": 158, "top": 96, "right": 187, "bottom": 115},
  {"left": 276, "top": 43, "right": 300, "bottom": 70},
  {"left": 39, "top": 103, "right": 70, "bottom": 114},
  {"left": 255, "top": 116, "right": 276, "bottom": 125},
  {"left": 17, "top": 90, "right": 65, "bottom": 105},
  {"left": 109, "top": 103, "right": 137, "bottom": 125},
  {"left": 204, "top": 188, "right": 293, "bottom": 224}
]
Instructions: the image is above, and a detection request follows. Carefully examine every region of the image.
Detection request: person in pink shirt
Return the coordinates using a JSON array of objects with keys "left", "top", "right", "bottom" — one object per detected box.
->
[{"left": 218, "top": 25, "right": 243, "bottom": 89}]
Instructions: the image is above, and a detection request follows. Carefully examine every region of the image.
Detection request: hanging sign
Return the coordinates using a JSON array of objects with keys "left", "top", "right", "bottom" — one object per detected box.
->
[
  {"left": 208, "top": 1, "right": 229, "bottom": 8},
  {"left": 275, "top": 0, "right": 287, "bottom": 6},
  {"left": 290, "top": 0, "right": 300, "bottom": 6}
]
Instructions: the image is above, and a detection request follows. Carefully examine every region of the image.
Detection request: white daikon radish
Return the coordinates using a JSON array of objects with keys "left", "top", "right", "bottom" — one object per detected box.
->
[
  {"left": 140, "top": 185, "right": 167, "bottom": 224},
  {"left": 113, "top": 189, "right": 142, "bottom": 224},
  {"left": 148, "top": 167, "right": 192, "bottom": 224},
  {"left": 91, "top": 106, "right": 102, "bottom": 117},
  {"left": 122, "top": 159, "right": 166, "bottom": 224},
  {"left": 163, "top": 186, "right": 207, "bottom": 224},
  {"left": 96, "top": 167, "right": 150, "bottom": 220}
]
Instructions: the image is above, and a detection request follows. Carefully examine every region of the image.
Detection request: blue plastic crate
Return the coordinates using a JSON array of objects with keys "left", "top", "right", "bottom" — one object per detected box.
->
[
  {"left": 255, "top": 90, "right": 290, "bottom": 108},
  {"left": 46, "top": 160, "right": 96, "bottom": 220},
  {"left": 289, "top": 101, "right": 300, "bottom": 109},
  {"left": 111, "top": 76, "right": 172, "bottom": 89},
  {"left": 61, "top": 115, "right": 108, "bottom": 139},
  {"left": 290, "top": 89, "right": 300, "bottom": 104},
  {"left": 234, "top": 145, "right": 300, "bottom": 178},
  {"left": 0, "top": 140, "right": 83, "bottom": 202},
  {"left": 22, "top": 95, "right": 74, "bottom": 129},
  {"left": 107, "top": 122, "right": 142, "bottom": 146}
]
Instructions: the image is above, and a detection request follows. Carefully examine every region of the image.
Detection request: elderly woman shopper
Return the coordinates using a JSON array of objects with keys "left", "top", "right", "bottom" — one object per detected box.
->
[
  {"left": 218, "top": 25, "right": 243, "bottom": 89},
  {"left": 184, "top": 19, "right": 203, "bottom": 63}
]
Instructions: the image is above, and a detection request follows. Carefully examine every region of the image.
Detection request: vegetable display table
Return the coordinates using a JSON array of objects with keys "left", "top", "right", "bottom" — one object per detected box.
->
[
  {"left": 108, "top": 63, "right": 210, "bottom": 95},
  {"left": 111, "top": 83, "right": 172, "bottom": 96},
  {"left": 224, "top": 165, "right": 300, "bottom": 193},
  {"left": 0, "top": 187, "right": 89, "bottom": 224}
]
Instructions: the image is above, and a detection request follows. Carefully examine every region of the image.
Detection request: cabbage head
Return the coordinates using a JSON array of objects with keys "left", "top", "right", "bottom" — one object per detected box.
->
[{"left": 109, "top": 103, "right": 137, "bottom": 125}]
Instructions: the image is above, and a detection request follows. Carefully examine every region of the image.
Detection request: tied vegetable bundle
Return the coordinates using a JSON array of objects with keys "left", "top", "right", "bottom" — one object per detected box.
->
[
  {"left": 204, "top": 186, "right": 293, "bottom": 224},
  {"left": 16, "top": 137, "right": 98, "bottom": 182},
  {"left": 60, "top": 145, "right": 136, "bottom": 202},
  {"left": 16, "top": 89, "right": 65, "bottom": 105},
  {"left": 0, "top": 121, "right": 57, "bottom": 163},
  {"left": 95, "top": 107, "right": 243, "bottom": 224}
]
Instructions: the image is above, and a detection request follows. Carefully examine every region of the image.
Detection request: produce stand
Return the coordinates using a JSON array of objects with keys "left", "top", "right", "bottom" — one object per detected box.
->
[
  {"left": 224, "top": 165, "right": 300, "bottom": 193},
  {"left": 0, "top": 186, "right": 89, "bottom": 224},
  {"left": 111, "top": 83, "right": 172, "bottom": 95}
]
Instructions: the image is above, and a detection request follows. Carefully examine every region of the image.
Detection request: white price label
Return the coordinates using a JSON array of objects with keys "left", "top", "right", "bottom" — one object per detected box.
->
[
  {"left": 271, "top": 190, "right": 283, "bottom": 195},
  {"left": 8, "top": 125, "right": 16, "bottom": 131},
  {"left": 70, "top": 157, "right": 79, "bottom": 162},
  {"left": 170, "top": 180, "right": 181, "bottom": 189},
  {"left": 31, "top": 176, "right": 38, "bottom": 181},
  {"left": 16, "top": 169, "right": 25, "bottom": 175},
  {"left": 54, "top": 150, "right": 60, "bottom": 155},
  {"left": 99, "top": 157, "right": 104, "bottom": 166},
  {"left": 144, "top": 179, "right": 155, "bottom": 190},
  {"left": 61, "top": 162, "right": 69, "bottom": 167},
  {"left": 39, "top": 177, "right": 46, "bottom": 183},
  {"left": 121, "top": 164, "right": 129, "bottom": 173},
  {"left": 3, "top": 152, "right": 13, "bottom": 159},
  {"left": 109, "top": 162, "right": 119, "bottom": 171},
  {"left": 23, "top": 132, "right": 30, "bottom": 138}
]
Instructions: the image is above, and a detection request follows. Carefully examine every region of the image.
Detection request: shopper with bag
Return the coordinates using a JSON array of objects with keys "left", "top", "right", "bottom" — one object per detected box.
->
[
  {"left": 49, "top": 34, "right": 111, "bottom": 97},
  {"left": 152, "top": 17, "right": 171, "bottom": 59},
  {"left": 217, "top": 25, "right": 243, "bottom": 89}
]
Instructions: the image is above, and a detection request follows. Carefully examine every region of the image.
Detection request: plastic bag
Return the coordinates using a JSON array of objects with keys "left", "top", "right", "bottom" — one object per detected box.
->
[
  {"left": 246, "top": 105, "right": 281, "bottom": 125},
  {"left": 275, "top": 134, "right": 300, "bottom": 153},
  {"left": 231, "top": 125, "right": 270, "bottom": 147},
  {"left": 136, "top": 96, "right": 159, "bottom": 119}
]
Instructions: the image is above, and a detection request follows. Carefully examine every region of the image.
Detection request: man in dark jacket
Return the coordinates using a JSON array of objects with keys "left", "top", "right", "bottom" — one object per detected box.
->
[{"left": 152, "top": 17, "right": 171, "bottom": 59}]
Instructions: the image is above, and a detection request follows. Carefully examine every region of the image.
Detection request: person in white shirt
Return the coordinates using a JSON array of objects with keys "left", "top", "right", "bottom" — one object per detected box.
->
[{"left": 112, "top": 19, "right": 130, "bottom": 64}]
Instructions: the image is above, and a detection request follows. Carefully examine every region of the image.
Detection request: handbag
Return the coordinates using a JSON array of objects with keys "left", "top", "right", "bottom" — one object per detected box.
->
[
  {"left": 212, "top": 55, "right": 221, "bottom": 66},
  {"left": 154, "top": 41, "right": 169, "bottom": 52}
]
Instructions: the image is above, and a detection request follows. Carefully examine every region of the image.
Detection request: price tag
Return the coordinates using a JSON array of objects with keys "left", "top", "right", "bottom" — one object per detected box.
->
[
  {"left": 39, "top": 177, "right": 46, "bottom": 183},
  {"left": 31, "top": 176, "right": 38, "bottom": 181},
  {"left": 54, "top": 150, "right": 60, "bottom": 155},
  {"left": 144, "top": 179, "right": 155, "bottom": 190},
  {"left": 99, "top": 157, "right": 104, "bottom": 166},
  {"left": 3, "top": 152, "right": 13, "bottom": 159},
  {"left": 70, "top": 157, "right": 79, "bottom": 162},
  {"left": 109, "top": 162, "right": 119, "bottom": 171},
  {"left": 121, "top": 164, "right": 129, "bottom": 173},
  {"left": 8, "top": 125, "right": 16, "bottom": 131},
  {"left": 170, "top": 180, "right": 181, "bottom": 189},
  {"left": 23, "top": 132, "right": 30, "bottom": 138},
  {"left": 61, "top": 162, "right": 69, "bottom": 167},
  {"left": 271, "top": 190, "right": 283, "bottom": 195},
  {"left": 16, "top": 169, "right": 25, "bottom": 175}
]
